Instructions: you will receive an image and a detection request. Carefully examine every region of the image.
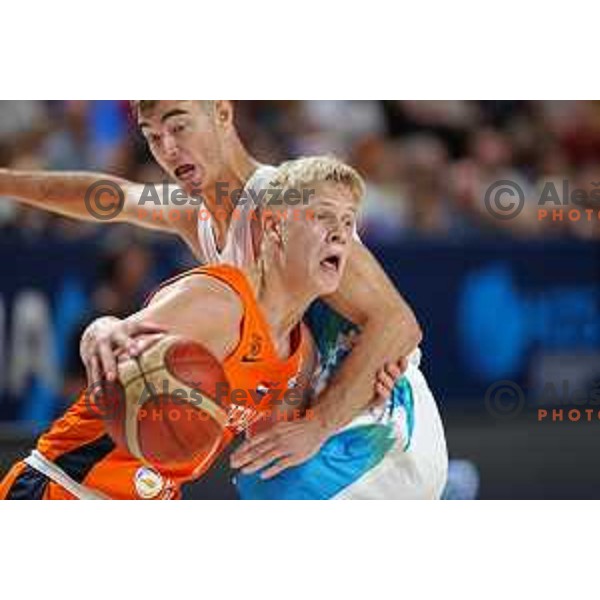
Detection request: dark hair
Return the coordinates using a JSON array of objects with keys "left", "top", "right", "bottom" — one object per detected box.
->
[{"left": 129, "top": 100, "right": 214, "bottom": 121}]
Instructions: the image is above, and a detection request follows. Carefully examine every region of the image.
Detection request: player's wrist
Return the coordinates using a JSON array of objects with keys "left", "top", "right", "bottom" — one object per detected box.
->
[{"left": 308, "top": 405, "right": 338, "bottom": 439}]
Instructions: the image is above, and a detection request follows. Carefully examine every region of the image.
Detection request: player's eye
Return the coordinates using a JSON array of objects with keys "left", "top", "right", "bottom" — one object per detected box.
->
[
  {"left": 343, "top": 215, "right": 355, "bottom": 229},
  {"left": 171, "top": 122, "right": 188, "bottom": 135}
]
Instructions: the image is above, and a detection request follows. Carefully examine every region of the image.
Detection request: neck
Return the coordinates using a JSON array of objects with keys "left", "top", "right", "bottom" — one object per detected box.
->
[
  {"left": 196, "top": 138, "right": 260, "bottom": 251},
  {"left": 248, "top": 265, "right": 315, "bottom": 358},
  {"left": 204, "top": 140, "right": 260, "bottom": 215}
]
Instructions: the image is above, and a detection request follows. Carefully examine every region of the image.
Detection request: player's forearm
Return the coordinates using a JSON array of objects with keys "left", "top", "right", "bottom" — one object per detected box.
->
[
  {"left": 0, "top": 169, "right": 129, "bottom": 221},
  {"left": 312, "top": 308, "right": 420, "bottom": 432},
  {"left": 311, "top": 242, "right": 422, "bottom": 430}
]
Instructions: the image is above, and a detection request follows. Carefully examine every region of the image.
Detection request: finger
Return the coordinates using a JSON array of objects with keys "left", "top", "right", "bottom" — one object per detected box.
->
[
  {"left": 231, "top": 439, "right": 278, "bottom": 468},
  {"left": 241, "top": 447, "right": 290, "bottom": 475},
  {"left": 385, "top": 362, "right": 402, "bottom": 380},
  {"left": 126, "top": 324, "right": 168, "bottom": 356},
  {"left": 110, "top": 329, "right": 137, "bottom": 356},
  {"left": 397, "top": 357, "right": 409, "bottom": 374},
  {"left": 132, "top": 333, "right": 164, "bottom": 356},
  {"left": 374, "top": 382, "right": 389, "bottom": 401},
  {"left": 89, "top": 355, "right": 101, "bottom": 387},
  {"left": 260, "top": 456, "right": 298, "bottom": 480},
  {"left": 82, "top": 357, "right": 92, "bottom": 387},
  {"left": 111, "top": 328, "right": 148, "bottom": 357},
  {"left": 98, "top": 341, "right": 118, "bottom": 382},
  {"left": 128, "top": 321, "right": 169, "bottom": 335},
  {"left": 376, "top": 368, "right": 395, "bottom": 392},
  {"left": 233, "top": 429, "right": 275, "bottom": 456}
]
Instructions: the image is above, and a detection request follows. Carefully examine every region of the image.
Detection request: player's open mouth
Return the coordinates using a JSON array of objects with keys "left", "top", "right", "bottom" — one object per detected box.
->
[
  {"left": 174, "top": 164, "right": 198, "bottom": 181},
  {"left": 320, "top": 254, "right": 341, "bottom": 273}
]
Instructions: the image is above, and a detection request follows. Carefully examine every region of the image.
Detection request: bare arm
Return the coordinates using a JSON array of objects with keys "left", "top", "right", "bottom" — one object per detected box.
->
[
  {"left": 80, "top": 275, "right": 243, "bottom": 386},
  {"left": 0, "top": 169, "right": 196, "bottom": 233},
  {"left": 122, "top": 275, "right": 243, "bottom": 359},
  {"left": 312, "top": 240, "right": 422, "bottom": 431}
]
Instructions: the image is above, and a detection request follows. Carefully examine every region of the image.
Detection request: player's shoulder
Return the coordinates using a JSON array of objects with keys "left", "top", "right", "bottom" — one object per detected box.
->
[
  {"left": 151, "top": 268, "right": 244, "bottom": 321},
  {"left": 244, "top": 164, "right": 279, "bottom": 204}
]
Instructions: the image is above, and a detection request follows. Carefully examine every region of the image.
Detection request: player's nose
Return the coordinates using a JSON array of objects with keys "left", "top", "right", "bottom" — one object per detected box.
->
[
  {"left": 326, "top": 220, "right": 349, "bottom": 245},
  {"left": 161, "top": 133, "right": 180, "bottom": 160}
]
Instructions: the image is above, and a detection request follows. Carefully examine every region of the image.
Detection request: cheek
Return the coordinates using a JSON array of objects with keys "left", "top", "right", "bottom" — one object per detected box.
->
[
  {"left": 152, "top": 151, "right": 171, "bottom": 172},
  {"left": 301, "top": 220, "right": 326, "bottom": 242},
  {"left": 283, "top": 230, "right": 313, "bottom": 268},
  {"left": 192, "top": 132, "right": 219, "bottom": 159},
  {"left": 290, "top": 228, "right": 320, "bottom": 257}
]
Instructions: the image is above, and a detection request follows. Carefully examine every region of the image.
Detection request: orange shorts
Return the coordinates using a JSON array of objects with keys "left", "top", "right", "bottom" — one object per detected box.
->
[{"left": 0, "top": 461, "right": 76, "bottom": 500}]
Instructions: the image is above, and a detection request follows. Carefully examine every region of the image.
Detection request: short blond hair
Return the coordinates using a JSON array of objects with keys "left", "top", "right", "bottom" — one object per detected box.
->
[{"left": 267, "top": 155, "right": 365, "bottom": 208}]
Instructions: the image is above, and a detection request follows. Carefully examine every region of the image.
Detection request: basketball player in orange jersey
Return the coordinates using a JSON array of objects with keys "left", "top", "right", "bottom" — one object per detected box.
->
[
  {"left": 0, "top": 101, "right": 418, "bottom": 477},
  {"left": 0, "top": 156, "right": 361, "bottom": 499}
]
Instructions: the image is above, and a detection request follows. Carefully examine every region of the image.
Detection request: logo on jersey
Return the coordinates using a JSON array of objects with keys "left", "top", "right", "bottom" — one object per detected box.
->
[
  {"left": 241, "top": 334, "right": 263, "bottom": 362},
  {"left": 134, "top": 466, "right": 165, "bottom": 499}
]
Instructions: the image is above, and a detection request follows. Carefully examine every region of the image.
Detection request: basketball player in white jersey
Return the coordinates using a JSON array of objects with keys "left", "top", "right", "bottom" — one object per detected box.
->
[{"left": 0, "top": 101, "right": 447, "bottom": 498}]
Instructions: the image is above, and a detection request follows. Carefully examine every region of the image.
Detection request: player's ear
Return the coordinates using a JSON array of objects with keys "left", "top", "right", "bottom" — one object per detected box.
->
[
  {"left": 262, "top": 210, "right": 285, "bottom": 248},
  {"left": 214, "top": 101, "right": 233, "bottom": 128}
]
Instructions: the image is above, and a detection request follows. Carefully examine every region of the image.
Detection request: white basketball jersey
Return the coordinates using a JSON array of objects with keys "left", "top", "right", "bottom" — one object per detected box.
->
[{"left": 196, "top": 165, "right": 278, "bottom": 268}]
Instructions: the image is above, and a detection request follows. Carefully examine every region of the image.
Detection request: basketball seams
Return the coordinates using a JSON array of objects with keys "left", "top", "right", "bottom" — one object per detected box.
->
[
  {"left": 115, "top": 355, "right": 145, "bottom": 462},
  {"left": 111, "top": 334, "right": 231, "bottom": 467}
]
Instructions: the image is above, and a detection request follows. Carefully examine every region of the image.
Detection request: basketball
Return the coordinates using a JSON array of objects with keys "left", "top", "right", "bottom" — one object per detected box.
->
[{"left": 95, "top": 335, "right": 231, "bottom": 468}]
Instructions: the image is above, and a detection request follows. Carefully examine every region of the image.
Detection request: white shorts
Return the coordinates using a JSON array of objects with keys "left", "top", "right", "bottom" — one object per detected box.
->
[
  {"left": 334, "top": 364, "right": 448, "bottom": 499},
  {"left": 235, "top": 361, "right": 448, "bottom": 500}
]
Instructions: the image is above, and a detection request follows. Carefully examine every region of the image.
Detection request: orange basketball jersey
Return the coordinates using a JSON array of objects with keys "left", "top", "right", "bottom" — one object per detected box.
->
[{"left": 0, "top": 265, "right": 312, "bottom": 500}]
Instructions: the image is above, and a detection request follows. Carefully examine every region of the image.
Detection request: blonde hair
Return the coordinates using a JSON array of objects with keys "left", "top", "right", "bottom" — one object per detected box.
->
[
  {"left": 256, "top": 156, "right": 364, "bottom": 284},
  {"left": 266, "top": 155, "right": 365, "bottom": 209}
]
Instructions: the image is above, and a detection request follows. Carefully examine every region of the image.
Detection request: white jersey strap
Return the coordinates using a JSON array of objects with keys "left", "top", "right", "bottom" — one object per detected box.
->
[{"left": 24, "top": 450, "right": 110, "bottom": 500}]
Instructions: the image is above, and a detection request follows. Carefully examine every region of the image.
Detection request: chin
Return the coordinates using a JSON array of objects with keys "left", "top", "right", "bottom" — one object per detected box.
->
[
  {"left": 318, "top": 277, "right": 341, "bottom": 296},
  {"left": 182, "top": 179, "right": 203, "bottom": 195}
]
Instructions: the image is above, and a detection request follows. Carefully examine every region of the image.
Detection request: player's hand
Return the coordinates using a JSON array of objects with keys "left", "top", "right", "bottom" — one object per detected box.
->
[
  {"left": 80, "top": 316, "right": 167, "bottom": 384},
  {"left": 230, "top": 417, "right": 329, "bottom": 479},
  {"left": 372, "top": 358, "right": 408, "bottom": 406}
]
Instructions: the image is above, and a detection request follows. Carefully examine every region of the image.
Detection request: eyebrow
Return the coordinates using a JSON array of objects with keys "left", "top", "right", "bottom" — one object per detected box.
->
[
  {"left": 316, "top": 199, "right": 358, "bottom": 213},
  {"left": 139, "top": 109, "right": 189, "bottom": 130}
]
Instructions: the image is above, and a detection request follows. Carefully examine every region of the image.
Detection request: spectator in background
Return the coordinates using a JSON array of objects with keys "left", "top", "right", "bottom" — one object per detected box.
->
[
  {"left": 297, "top": 100, "right": 387, "bottom": 156},
  {"left": 2, "top": 100, "right": 600, "bottom": 244},
  {"left": 450, "top": 127, "right": 540, "bottom": 237},
  {"left": 0, "top": 101, "right": 50, "bottom": 162},
  {"left": 400, "top": 134, "right": 459, "bottom": 238},
  {"left": 62, "top": 237, "right": 155, "bottom": 397},
  {"left": 351, "top": 136, "right": 410, "bottom": 242},
  {"left": 42, "top": 101, "right": 90, "bottom": 171},
  {"left": 567, "top": 163, "right": 600, "bottom": 240}
]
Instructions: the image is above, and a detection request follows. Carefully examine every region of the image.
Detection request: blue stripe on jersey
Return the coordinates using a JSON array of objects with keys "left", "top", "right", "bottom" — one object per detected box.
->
[
  {"left": 235, "top": 423, "right": 396, "bottom": 500},
  {"left": 390, "top": 376, "right": 415, "bottom": 451},
  {"left": 234, "top": 300, "right": 416, "bottom": 500}
]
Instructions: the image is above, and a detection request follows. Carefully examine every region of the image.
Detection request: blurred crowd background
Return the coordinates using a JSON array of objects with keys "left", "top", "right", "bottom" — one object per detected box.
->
[{"left": 2, "top": 100, "right": 600, "bottom": 243}]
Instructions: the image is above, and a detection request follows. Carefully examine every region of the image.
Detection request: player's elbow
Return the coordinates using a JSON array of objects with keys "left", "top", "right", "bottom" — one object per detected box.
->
[
  {"left": 405, "top": 316, "right": 423, "bottom": 350},
  {"left": 376, "top": 302, "right": 423, "bottom": 351}
]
